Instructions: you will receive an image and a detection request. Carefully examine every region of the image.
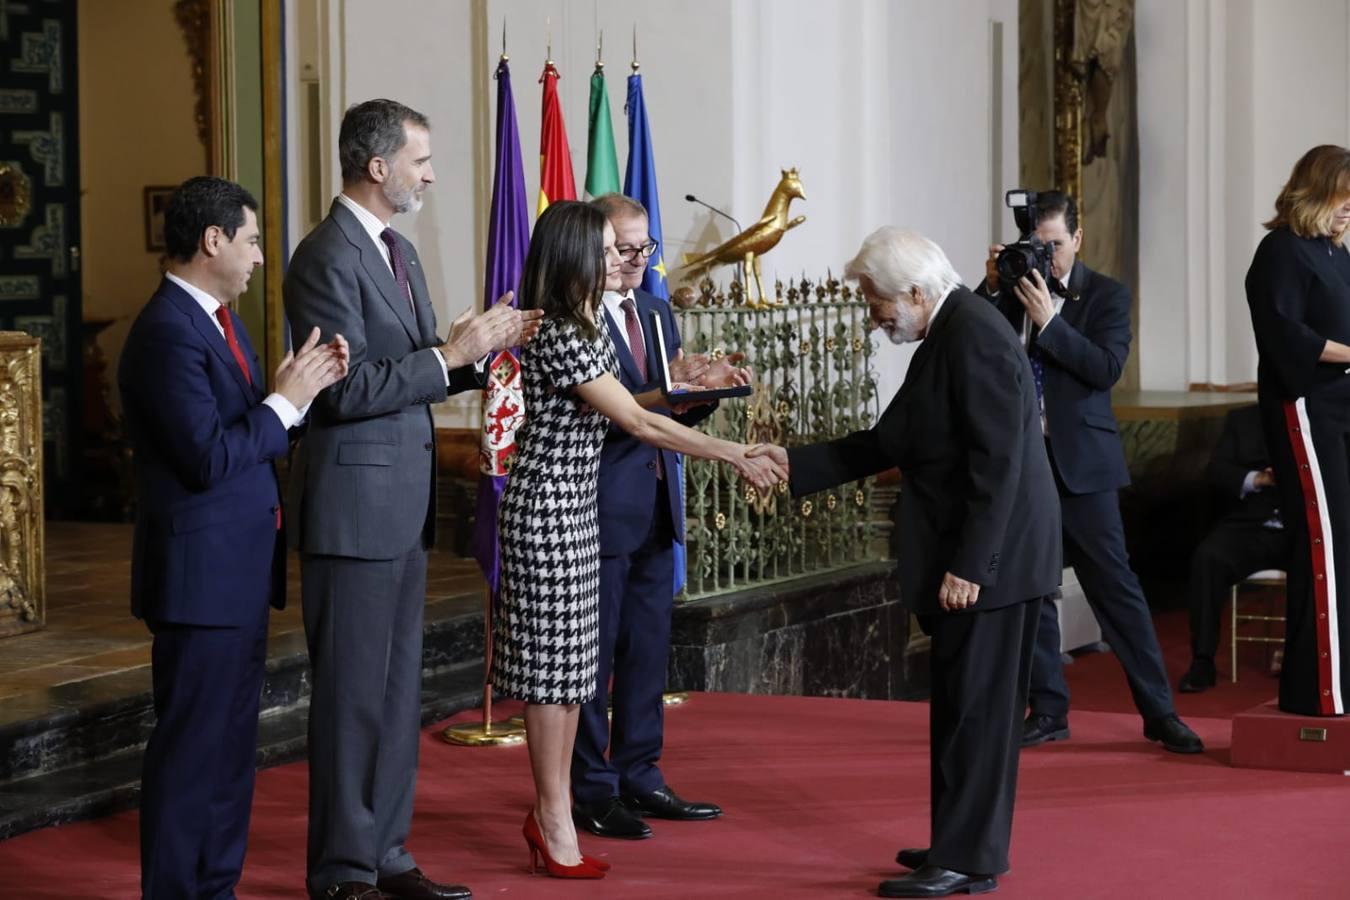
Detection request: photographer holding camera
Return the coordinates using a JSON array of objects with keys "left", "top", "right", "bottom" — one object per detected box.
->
[{"left": 978, "top": 190, "right": 1204, "bottom": 755}]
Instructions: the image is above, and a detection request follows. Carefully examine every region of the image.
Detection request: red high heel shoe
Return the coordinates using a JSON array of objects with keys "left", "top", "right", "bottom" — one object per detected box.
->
[
  {"left": 522, "top": 811, "right": 606, "bottom": 879},
  {"left": 520, "top": 810, "right": 609, "bottom": 871}
]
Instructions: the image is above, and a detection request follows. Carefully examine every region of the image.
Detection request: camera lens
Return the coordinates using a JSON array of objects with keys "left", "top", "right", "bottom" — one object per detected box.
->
[{"left": 996, "top": 245, "right": 1034, "bottom": 283}]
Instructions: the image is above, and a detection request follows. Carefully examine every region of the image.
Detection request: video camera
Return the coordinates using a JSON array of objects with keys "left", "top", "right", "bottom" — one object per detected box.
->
[{"left": 995, "top": 190, "right": 1069, "bottom": 297}]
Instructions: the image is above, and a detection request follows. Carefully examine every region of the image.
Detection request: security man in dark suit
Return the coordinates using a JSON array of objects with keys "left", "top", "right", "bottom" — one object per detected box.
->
[
  {"left": 751, "top": 227, "right": 1061, "bottom": 898},
  {"left": 978, "top": 190, "right": 1203, "bottom": 753},
  {"left": 1180, "top": 404, "right": 1289, "bottom": 692},
  {"left": 571, "top": 193, "right": 749, "bottom": 839},
  {"left": 120, "top": 176, "right": 347, "bottom": 899}
]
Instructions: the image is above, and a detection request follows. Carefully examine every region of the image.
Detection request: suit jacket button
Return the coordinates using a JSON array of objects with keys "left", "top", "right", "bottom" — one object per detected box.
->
[
  {"left": 647, "top": 460, "right": 656, "bottom": 470},
  {"left": 424, "top": 441, "right": 434, "bottom": 451}
]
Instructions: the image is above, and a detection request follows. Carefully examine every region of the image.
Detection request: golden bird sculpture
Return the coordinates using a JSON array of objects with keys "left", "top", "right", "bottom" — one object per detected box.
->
[{"left": 679, "top": 168, "right": 805, "bottom": 307}]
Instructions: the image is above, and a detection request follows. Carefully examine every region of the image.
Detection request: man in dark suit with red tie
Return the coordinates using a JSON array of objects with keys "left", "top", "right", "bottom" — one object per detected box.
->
[{"left": 120, "top": 176, "right": 347, "bottom": 899}]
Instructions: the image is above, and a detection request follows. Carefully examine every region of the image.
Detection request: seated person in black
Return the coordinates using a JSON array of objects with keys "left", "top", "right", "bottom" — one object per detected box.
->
[{"left": 1180, "top": 404, "right": 1290, "bottom": 692}]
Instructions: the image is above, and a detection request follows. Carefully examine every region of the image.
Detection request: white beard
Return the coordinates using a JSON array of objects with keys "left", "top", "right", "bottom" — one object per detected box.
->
[{"left": 884, "top": 301, "right": 926, "bottom": 344}]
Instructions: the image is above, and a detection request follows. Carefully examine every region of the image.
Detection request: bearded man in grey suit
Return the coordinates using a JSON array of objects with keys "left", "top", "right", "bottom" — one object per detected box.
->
[{"left": 284, "top": 98, "right": 540, "bottom": 900}]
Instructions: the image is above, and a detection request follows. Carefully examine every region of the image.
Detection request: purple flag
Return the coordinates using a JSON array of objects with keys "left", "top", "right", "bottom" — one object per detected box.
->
[{"left": 471, "top": 58, "right": 530, "bottom": 595}]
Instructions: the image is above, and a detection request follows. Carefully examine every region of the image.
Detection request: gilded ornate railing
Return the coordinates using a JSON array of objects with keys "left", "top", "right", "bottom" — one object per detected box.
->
[{"left": 673, "top": 276, "right": 887, "bottom": 599}]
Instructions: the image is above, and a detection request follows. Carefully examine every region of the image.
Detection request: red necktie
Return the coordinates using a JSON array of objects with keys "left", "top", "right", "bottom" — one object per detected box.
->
[
  {"left": 621, "top": 298, "right": 662, "bottom": 479},
  {"left": 215, "top": 306, "right": 280, "bottom": 529},
  {"left": 214, "top": 306, "right": 253, "bottom": 386},
  {"left": 620, "top": 298, "right": 647, "bottom": 380}
]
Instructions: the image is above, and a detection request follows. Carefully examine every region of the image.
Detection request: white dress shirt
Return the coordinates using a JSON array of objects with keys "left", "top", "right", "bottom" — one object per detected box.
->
[
  {"left": 165, "top": 272, "right": 304, "bottom": 429},
  {"left": 602, "top": 288, "right": 641, "bottom": 353},
  {"left": 335, "top": 193, "right": 480, "bottom": 382}
]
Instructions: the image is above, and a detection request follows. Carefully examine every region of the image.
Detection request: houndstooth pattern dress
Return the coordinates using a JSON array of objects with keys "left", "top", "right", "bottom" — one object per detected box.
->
[{"left": 492, "top": 316, "right": 618, "bottom": 704}]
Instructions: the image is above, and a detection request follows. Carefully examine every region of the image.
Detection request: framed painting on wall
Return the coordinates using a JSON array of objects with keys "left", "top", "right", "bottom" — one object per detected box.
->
[{"left": 143, "top": 185, "right": 175, "bottom": 252}]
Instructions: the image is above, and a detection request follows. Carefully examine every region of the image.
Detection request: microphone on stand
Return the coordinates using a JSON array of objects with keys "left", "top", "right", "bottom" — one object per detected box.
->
[{"left": 685, "top": 194, "right": 743, "bottom": 233}]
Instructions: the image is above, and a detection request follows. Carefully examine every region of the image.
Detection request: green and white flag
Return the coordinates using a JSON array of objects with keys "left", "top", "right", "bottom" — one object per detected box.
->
[{"left": 585, "top": 67, "right": 621, "bottom": 198}]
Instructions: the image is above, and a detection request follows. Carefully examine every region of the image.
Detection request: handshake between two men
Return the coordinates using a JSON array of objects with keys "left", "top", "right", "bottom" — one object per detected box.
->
[{"left": 742, "top": 446, "right": 981, "bottom": 614}]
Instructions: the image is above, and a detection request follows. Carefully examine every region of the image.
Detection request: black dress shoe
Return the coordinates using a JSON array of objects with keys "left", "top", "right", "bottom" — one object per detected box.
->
[
  {"left": 621, "top": 785, "right": 722, "bottom": 820},
  {"left": 1021, "top": 713, "right": 1070, "bottom": 747},
  {"left": 376, "top": 867, "right": 471, "bottom": 900},
  {"left": 878, "top": 864, "right": 997, "bottom": 897},
  {"left": 896, "top": 848, "right": 929, "bottom": 869},
  {"left": 1178, "top": 659, "right": 1217, "bottom": 693},
  {"left": 1144, "top": 713, "right": 1204, "bottom": 754},
  {"left": 317, "top": 883, "right": 392, "bottom": 900},
  {"left": 573, "top": 796, "right": 653, "bottom": 839}
]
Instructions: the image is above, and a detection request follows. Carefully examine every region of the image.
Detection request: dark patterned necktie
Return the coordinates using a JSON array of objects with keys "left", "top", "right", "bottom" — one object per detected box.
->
[
  {"left": 379, "top": 227, "right": 416, "bottom": 316},
  {"left": 214, "top": 307, "right": 252, "bottom": 386},
  {"left": 621, "top": 297, "right": 662, "bottom": 479},
  {"left": 620, "top": 298, "right": 647, "bottom": 380},
  {"left": 1028, "top": 323, "right": 1045, "bottom": 401}
]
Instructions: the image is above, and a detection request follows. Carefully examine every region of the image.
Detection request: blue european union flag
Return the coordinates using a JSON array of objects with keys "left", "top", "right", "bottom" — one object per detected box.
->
[{"left": 624, "top": 73, "right": 667, "bottom": 301}]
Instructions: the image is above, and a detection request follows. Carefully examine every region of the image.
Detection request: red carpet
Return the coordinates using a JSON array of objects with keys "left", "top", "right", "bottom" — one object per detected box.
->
[
  {"left": 1, "top": 687, "right": 1347, "bottom": 899},
  {"left": 1064, "top": 607, "right": 1279, "bottom": 719},
  {"left": 1, "top": 607, "right": 1341, "bottom": 898}
]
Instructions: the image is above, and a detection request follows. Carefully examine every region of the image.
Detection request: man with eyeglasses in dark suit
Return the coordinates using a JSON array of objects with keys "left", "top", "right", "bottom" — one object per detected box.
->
[{"left": 570, "top": 193, "right": 751, "bottom": 840}]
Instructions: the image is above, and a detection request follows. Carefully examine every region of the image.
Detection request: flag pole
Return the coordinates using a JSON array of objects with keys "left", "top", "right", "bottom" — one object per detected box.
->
[{"left": 443, "top": 27, "right": 527, "bottom": 748}]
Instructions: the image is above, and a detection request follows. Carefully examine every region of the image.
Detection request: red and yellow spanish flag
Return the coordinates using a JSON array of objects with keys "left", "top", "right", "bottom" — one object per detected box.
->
[{"left": 537, "top": 61, "right": 577, "bottom": 216}]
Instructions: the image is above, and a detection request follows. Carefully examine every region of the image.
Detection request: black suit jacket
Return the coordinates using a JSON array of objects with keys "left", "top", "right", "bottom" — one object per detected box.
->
[
  {"left": 1208, "top": 404, "right": 1280, "bottom": 524},
  {"left": 788, "top": 288, "right": 1062, "bottom": 615},
  {"left": 978, "top": 259, "right": 1132, "bottom": 494}
]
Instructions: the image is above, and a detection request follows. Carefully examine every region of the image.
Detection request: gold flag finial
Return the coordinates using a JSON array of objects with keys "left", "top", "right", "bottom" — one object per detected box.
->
[
  {"left": 595, "top": 29, "right": 604, "bottom": 70},
  {"left": 631, "top": 24, "right": 640, "bottom": 72},
  {"left": 500, "top": 17, "right": 507, "bottom": 62},
  {"left": 546, "top": 17, "right": 553, "bottom": 66}
]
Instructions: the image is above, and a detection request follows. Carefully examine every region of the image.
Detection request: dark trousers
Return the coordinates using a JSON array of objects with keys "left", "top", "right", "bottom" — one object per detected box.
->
[
  {"left": 572, "top": 493, "right": 675, "bottom": 804},
  {"left": 925, "top": 598, "right": 1040, "bottom": 876},
  {"left": 1261, "top": 389, "right": 1350, "bottom": 716},
  {"left": 1187, "top": 519, "right": 1289, "bottom": 662},
  {"left": 140, "top": 610, "right": 269, "bottom": 900},
  {"left": 302, "top": 546, "right": 426, "bottom": 892},
  {"left": 1029, "top": 487, "right": 1174, "bottom": 721}
]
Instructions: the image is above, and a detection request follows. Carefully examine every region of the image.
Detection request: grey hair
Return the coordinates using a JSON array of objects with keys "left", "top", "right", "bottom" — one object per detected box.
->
[
  {"left": 844, "top": 227, "right": 962, "bottom": 302},
  {"left": 590, "top": 192, "right": 648, "bottom": 221},
  {"left": 338, "top": 99, "right": 430, "bottom": 184}
]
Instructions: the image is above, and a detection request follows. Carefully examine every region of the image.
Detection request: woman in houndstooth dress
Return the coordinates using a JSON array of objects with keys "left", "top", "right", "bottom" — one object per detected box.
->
[
  {"left": 492, "top": 201, "right": 786, "bottom": 877},
  {"left": 493, "top": 313, "right": 617, "bottom": 704}
]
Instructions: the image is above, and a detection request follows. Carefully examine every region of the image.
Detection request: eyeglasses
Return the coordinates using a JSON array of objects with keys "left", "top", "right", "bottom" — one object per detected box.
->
[{"left": 616, "top": 240, "right": 658, "bottom": 262}]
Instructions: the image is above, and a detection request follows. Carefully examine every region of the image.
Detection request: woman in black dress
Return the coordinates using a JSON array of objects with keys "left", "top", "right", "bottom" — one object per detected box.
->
[
  {"left": 1245, "top": 144, "right": 1350, "bottom": 716},
  {"left": 494, "top": 201, "right": 784, "bottom": 877}
]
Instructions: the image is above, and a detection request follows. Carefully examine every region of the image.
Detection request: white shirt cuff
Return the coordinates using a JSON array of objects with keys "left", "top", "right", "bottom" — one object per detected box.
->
[
  {"left": 1240, "top": 470, "right": 1260, "bottom": 499},
  {"left": 430, "top": 347, "right": 451, "bottom": 387},
  {"left": 263, "top": 393, "right": 304, "bottom": 430}
]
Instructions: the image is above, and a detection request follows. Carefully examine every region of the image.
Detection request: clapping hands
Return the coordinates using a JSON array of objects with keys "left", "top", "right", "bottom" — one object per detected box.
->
[
  {"left": 442, "top": 291, "right": 544, "bottom": 369},
  {"left": 669, "top": 350, "right": 754, "bottom": 389},
  {"left": 275, "top": 327, "right": 349, "bottom": 409}
]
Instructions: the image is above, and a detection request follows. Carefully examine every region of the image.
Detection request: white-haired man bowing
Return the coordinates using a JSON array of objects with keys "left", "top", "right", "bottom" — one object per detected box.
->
[{"left": 750, "top": 228, "right": 1062, "bottom": 898}]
